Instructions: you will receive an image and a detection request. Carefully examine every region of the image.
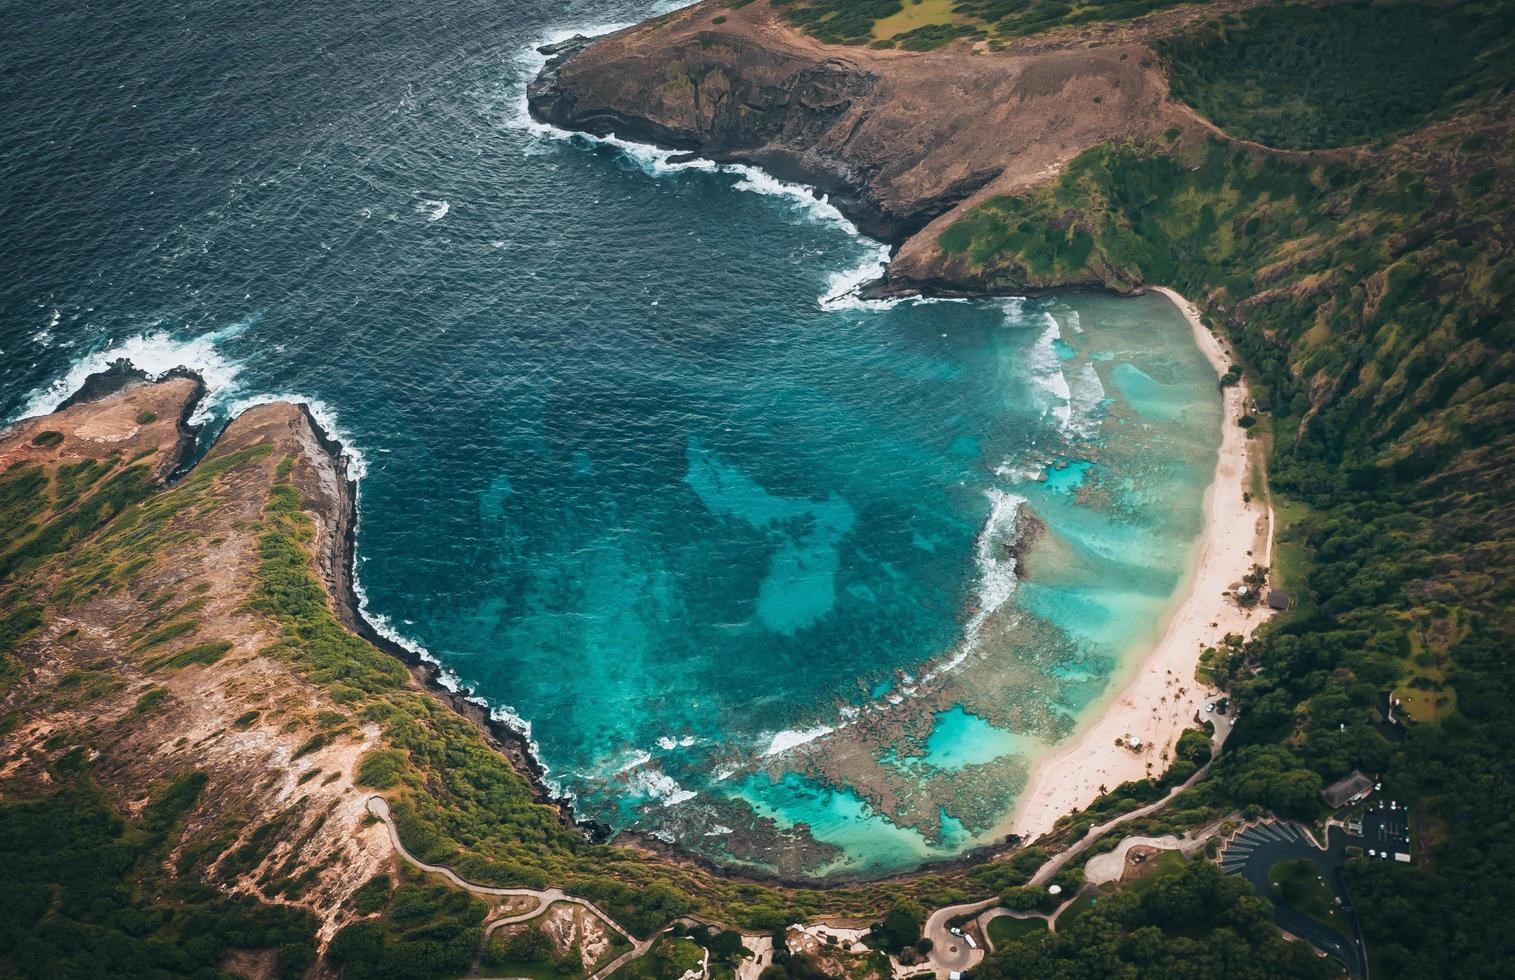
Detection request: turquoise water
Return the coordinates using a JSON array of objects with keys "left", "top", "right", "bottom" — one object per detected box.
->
[
  {"left": 921, "top": 707, "right": 1034, "bottom": 770},
  {"left": 0, "top": 0, "right": 1221, "bottom": 877}
]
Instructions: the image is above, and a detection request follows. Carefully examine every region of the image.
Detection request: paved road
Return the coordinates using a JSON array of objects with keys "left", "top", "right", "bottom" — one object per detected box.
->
[
  {"left": 366, "top": 796, "right": 648, "bottom": 979},
  {"left": 923, "top": 897, "right": 997, "bottom": 975},
  {"left": 1219, "top": 820, "right": 1367, "bottom": 978},
  {"left": 1030, "top": 710, "right": 1234, "bottom": 887}
]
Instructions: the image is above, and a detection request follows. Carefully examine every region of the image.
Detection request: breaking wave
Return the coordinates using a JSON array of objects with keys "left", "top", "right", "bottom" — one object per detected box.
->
[{"left": 10, "top": 322, "right": 251, "bottom": 425}]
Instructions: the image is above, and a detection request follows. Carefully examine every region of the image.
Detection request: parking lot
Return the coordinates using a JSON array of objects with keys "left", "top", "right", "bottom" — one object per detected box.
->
[{"left": 1355, "top": 802, "right": 1411, "bottom": 862}]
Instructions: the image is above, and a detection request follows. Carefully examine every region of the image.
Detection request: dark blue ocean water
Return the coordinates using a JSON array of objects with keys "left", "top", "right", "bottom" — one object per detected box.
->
[{"left": 0, "top": 0, "right": 1220, "bottom": 876}]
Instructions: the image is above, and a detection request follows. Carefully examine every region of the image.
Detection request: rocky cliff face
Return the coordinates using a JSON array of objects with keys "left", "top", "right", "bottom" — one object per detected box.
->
[{"left": 528, "top": 3, "right": 1193, "bottom": 292}]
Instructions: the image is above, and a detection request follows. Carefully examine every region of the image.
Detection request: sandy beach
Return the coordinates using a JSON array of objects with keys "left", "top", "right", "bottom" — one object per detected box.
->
[{"left": 1006, "top": 286, "right": 1275, "bottom": 842}]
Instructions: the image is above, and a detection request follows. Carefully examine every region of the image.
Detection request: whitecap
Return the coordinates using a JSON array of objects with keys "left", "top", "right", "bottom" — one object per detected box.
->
[
  {"left": 612, "top": 748, "right": 653, "bottom": 774},
  {"left": 762, "top": 724, "right": 835, "bottom": 758},
  {"left": 817, "top": 243, "right": 892, "bottom": 310},
  {"left": 1027, "top": 313, "right": 1074, "bottom": 433},
  {"left": 417, "top": 199, "right": 449, "bottom": 221},
  {"left": 624, "top": 765, "right": 697, "bottom": 807},
  {"left": 10, "top": 325, "right": 247, "bottom": 425},
  {"left": 922, "top": 488, "right": 1025, "bottom": 683}
]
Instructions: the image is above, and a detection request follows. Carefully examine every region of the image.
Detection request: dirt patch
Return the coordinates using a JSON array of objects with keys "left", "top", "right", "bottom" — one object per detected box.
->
[
  {"left": 530, "top": 1, "right": 1194, "bottom": 284},
  {"left": 0, "top": 385, "right": 395, "bottom": 946},
  {"left": 494, "top": 901, "right": 618, "bottom": 969}
]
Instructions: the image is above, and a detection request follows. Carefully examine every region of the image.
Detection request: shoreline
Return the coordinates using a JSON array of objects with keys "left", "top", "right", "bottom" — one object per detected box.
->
[
  {"left": 298, "top": 403, "right": 616, "bottom": 843},
  {"left": 1005, "top": 285, "right": 1275, "bottom": 841}
]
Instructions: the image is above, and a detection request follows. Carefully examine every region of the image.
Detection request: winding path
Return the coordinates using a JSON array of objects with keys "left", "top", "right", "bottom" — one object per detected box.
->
[
  {"left": 365, "top": 796, "right": 649, "bottom": 979},
  {"left": 368, "top": 704, "right": 1234, "bottom": 980},
  {"left": 1028, "top": 710, "right": 1232, "bottom": 887},
  {"left": 923, "top": 897, "right": 998, "bottom": 974}
]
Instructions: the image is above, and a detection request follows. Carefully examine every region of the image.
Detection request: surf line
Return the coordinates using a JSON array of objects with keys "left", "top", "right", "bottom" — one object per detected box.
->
[
  {"left": 9, "top": 332, "right": 564, "bottom": 802},
  {"left": 511, "top": 24, "right": 908, "bottom": 311}
]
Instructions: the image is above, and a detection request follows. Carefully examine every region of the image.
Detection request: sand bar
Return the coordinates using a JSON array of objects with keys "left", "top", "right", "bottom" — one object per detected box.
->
[{"left": 1006, "top": 286, "right": 1275, "bottom": 841}]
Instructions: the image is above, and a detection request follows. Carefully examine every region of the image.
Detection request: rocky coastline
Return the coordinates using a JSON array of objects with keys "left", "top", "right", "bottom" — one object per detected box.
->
[
  {"left": 526, "top": 1, "right": 1192, "bottom": 295},
  {"left": 298, "top": 399, "right": 618, "bottom": 844}
]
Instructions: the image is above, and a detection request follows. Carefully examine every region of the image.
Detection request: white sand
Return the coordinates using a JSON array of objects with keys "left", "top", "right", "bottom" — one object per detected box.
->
[{"left": 1007, "top": 286, "right": 1275, "bottom": 841}]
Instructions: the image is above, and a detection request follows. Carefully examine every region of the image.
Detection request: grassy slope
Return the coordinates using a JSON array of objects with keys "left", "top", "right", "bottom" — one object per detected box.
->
[
  {"left": 771, "top": 0, "right": 1197, "bottom": 49},
  {"left": 939, "top": 1, "right": 1515, "bottom": 975},
  {"left": 3, "top": 399, "right": 1055, "bottom": 975}
]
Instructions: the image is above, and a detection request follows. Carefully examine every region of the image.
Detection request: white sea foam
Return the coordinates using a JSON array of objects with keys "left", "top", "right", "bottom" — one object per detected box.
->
[
  {"left": 234, "top": 390, "right": 560, "bottom": 790},
  {"left": 817, "top": 243, "right": 892, "bottom": 310},
  {"left": 656, "top": 735, "right": 698, "bottom": 750},
  {"left": 511, "top": 17, "right": 900, "bottom": 306},
  {"left": 417, "top": 198, "right": 450, "bottom": 221},
  {"left": 1028, "top": 313, "right": 1074, "bottom": 432},
  {"left": 923, "top": 489, "right": 1025, "bottom": 683},
  {"left": 624, "top": 765, "right": 697, "bottom": 807},
  {"left": 612, "top": 749, "right": 654, "bottom": 774},
  {"left": 11, "top": 324, "right": 248, "bottom": 425},
  {"left": 753, "top": 490, "right": 1027, "bottom": 757},
  {"left": 1065, "top": 358, "right": 1107, "bottom": 439},
  {"left": 762, "top": 724, "right": 835, "bottom": 758}
]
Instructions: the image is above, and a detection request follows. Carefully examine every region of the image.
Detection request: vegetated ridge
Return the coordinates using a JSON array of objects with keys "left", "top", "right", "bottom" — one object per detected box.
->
[{"left": 530, "top": 0, "right": 1515, "bottom": 976}]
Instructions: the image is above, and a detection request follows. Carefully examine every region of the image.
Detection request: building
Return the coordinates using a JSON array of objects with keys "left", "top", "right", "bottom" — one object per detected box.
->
[
  {"left": 1267, "top": 589, "right": 1292, "bottom": 611},
  {"left": 1322, "top": 770, "right": 1374, "bottom": 809}
]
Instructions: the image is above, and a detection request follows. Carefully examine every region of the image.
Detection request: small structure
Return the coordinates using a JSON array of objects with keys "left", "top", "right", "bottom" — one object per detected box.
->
[
  {"left": 1267, "top": 589, "right": 1292, "bottom": 611},
  {"left": 1251, "top": 394, "right": 1273, "bottom": 414},
  {"left": 1322, "top": 770, "right": 1374, "bottom": 809}
]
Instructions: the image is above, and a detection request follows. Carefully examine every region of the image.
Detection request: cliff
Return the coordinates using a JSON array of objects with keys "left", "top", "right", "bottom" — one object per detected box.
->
[{"left": 527, "top": 1, "right": 1198, "bottom": 293}]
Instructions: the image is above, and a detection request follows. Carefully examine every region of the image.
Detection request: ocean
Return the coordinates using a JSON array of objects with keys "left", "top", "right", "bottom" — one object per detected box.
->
[{"left": 0, "top": 0, "right": 1221, "bottom": 877}]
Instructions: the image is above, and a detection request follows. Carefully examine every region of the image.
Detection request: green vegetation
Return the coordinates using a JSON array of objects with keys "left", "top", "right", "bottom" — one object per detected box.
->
[
  {"left": 986, "top": 913, "right": 1046, "bottom": 947},
  {"left": 29, "top": 430, "right": 64, "bottom": 448},
  {"left": 129, "top": 685, "right": 168, "bottom": 716},
  {"left": 242, "top": 461, "right": 1000, "bottom": 934},
  {"left": 608, "top": 935, "right": 703, "bottom": 979},
  {"left": 1268, "top": 858, "right": 1340, "bottom": 929},
  {"left": 936, "top": 7, "right": 1515, "bottom": 969},
  {"left": 136, "top": 411, "right": 158, "bottom": 424},
  {"left": 955, "top": 0, "right": 1189, "bottom": 38},
  {"left": 894, "top": 21, "right": 984, "bottom": 50},
  {"left": 1160, "top": 1, "right": 1515, "bottom": 148},
  {"left": 774, "top": 0, "right": 1195, "bottom": 46},
  {"left": 0, "top": 775, "right": 317, "bottom": 978},
  {"left": 869, "top": 899, "right": 925, "bottom": 953},
  {"left": 772, "top": 0, "right": 904, "bottom": 46},
  {"left": 327, "top": 870, "right": 487, "bottom": 980},
  {"left": 976, "top": 861, "right": 1335, "bottom": 976},
  {"left": 0, "top": 462, "right": 153, "bottom": 581}
]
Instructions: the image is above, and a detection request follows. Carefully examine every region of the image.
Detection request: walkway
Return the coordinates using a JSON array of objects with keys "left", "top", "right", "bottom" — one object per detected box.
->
[
  {"left": 1029, "top": 710, "right": 1233, "bottom": 887},
  {"left": 365, "top": 796, "right": 648, "bottom": 980},
  {"left": 922, "top": 898, "right": 997, "bottom": 975}
]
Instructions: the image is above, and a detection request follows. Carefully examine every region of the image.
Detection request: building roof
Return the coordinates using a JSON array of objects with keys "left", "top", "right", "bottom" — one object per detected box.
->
[
  {"left": 1322, "top": 769, "right": 1374, "bottom": 808},
  {"left": 1267, "top": 589, "right": 1292, "bottom": 610}
]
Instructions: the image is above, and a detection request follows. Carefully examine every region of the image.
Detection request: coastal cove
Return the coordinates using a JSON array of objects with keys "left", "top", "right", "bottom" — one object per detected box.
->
[
  {"left": 6, "top": 0, "right": 1513, "bottom": 976},
  {"left": 6, "top": 0, "right": 1239, "bottom": 881}
]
